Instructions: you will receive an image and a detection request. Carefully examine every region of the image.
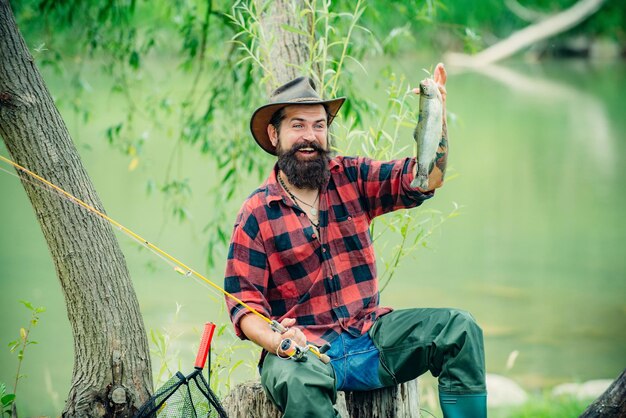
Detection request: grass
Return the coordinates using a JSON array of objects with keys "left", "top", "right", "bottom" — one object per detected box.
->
[{"left": 490, "top": 394, "right": 592, "bottom": 418}]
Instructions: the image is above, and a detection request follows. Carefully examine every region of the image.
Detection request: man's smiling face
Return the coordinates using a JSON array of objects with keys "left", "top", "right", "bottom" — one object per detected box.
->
[
  {"left": 268, "top": 104, "right": 331, "bottom": 189},
  {"left": 269, "top": 104, "right": 329, "bottom": 157}
]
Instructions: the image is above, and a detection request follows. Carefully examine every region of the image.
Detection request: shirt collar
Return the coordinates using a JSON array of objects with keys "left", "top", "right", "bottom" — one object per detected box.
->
[{"left": 265, "top": 165, "right": 285, "bottom": 206}]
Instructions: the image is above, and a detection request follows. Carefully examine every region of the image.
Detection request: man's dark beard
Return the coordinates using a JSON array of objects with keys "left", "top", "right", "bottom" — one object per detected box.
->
[{"left": 277, "top": 141, "right": 331, "bottom": 190}]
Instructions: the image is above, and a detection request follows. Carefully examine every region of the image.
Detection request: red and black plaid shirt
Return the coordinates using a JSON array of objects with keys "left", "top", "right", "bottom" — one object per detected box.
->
[{"left": 224, "top": 156, "right": 434, "bottom": 346}]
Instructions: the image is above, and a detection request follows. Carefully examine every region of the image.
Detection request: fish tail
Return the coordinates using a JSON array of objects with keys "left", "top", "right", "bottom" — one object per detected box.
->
[{"left": 410, "top": 174, "right": 429, "bottom": 190}]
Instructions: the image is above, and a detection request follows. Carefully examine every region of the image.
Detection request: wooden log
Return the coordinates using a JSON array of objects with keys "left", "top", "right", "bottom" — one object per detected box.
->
[
  {"left": 344, "top": 380, "right": 420, "bottom": 418},
  {"left": 445, "top": 0, "right": 606, "bottom": 67},
  {"left": 579, "top": 369, "right": 626, "bottom": 418},
  {"left": 222, "top": 379, "right": 419, "bottom": 418}
]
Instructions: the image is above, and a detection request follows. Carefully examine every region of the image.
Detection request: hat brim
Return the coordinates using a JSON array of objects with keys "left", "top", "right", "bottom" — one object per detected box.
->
[{"left": 250, "top": 97, "right": 346, "bottom": 155}]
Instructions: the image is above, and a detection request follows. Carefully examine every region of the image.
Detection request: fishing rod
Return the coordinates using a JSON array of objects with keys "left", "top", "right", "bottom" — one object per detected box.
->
[{"left": 0, "top": 154, "right": 329, "bottom": 364}]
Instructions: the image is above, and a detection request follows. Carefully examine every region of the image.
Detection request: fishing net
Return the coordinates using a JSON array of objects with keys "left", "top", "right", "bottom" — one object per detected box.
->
[
  {"left": 135, "top": 323, "right": 228, "bottom": 418},
  {"left": 134, "top": 369, "right": 227, "bottom": 418}
]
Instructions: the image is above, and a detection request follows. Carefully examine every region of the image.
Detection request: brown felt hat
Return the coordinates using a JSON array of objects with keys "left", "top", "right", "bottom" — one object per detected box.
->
[{"left": 250, "top": 77, "right": 346, "bottom": 155}]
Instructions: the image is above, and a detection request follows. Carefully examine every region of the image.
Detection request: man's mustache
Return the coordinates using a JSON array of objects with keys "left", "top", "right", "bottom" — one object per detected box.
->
[{"left": 287, "top": 141, "right": 326, "bottom": 154}]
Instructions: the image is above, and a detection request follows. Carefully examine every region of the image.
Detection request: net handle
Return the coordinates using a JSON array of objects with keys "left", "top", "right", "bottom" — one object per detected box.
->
[{"left": 194, "top": 322, "right": 216, "bottom": 369}]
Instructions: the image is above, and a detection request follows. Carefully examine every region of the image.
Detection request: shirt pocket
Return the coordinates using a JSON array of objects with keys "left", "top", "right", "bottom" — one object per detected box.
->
[
  {"left": 271, "top": 220, "right": 319, "bottom": 265},
  {"left": 330, "top": 213, "right": 375, "bottom": 267}
]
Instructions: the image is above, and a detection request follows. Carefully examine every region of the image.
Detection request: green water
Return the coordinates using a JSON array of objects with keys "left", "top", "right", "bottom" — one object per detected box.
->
[{"left": 1, "top": 57, "right": 625, "bottom": 415}]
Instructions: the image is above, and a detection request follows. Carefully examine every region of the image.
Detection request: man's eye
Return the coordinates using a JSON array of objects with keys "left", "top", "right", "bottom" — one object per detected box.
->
[{"left": 293, "top": 124, "right": 303, "bottom": 128}]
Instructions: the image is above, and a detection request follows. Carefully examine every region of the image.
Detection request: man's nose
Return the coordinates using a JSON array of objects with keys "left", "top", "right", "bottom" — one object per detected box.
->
[{"left": 302, "top": 126, "right": 316, "bottom": 141}]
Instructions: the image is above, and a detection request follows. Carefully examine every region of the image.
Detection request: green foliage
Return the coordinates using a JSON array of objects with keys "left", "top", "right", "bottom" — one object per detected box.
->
[
  {"left": 344, "top": 0, "right": 626, "bottom": 54},
  {"left": 208, "top": 320, "right": 257, "bottom": 395},
  {"left": 1, "top": 382, "right": 15, "bottom": 418},
  {"left": 148, "top": 302, "right": 256, "bottom": 396},
  {"left": 149, "top": 302, "right": 184, "bottom": 386},
  {"left": 160, "top": 179, "right": 192, "bottom": 222},
  {"left": 5, "top": 300, "right": 45, "bottom": 413}
]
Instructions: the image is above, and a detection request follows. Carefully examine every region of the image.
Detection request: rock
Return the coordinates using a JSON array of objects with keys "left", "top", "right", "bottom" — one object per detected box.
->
[
  {"left": 590, "top": 38, "right": 621, "bottom": 60},
  {"left": 486, "top": 374, "right": 528, "bottom": 407},
  {"left": 552, "top": 382, "right": 580, "bottom": 397},
  {"left": 552, "top": 379, "right": 614, "bottom": 399}
]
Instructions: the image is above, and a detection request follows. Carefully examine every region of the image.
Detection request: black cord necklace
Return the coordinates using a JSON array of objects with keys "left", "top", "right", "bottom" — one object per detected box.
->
[{"left": 278, "top": 172, "right": 320, "bottom": 229}]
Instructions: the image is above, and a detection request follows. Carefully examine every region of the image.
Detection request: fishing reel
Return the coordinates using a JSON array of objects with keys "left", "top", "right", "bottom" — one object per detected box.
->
[
  {"left": 278, "top": 338, "right": 331, "bottom": 364},
  {"left": 271, "top": 320, "right": 331, "bottom": 364},
  {"left": 278, "top": 338, "right": 309, "bottom": 362}
]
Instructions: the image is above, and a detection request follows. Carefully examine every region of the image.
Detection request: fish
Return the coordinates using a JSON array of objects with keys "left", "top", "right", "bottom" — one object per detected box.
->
[{"left": 410, "top": 77, "right": 443, "bottom": 190}]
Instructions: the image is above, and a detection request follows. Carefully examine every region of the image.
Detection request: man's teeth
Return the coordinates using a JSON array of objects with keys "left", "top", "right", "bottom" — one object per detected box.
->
[{"left": 300, "top": 147, "right": 314, "bottom": 151}]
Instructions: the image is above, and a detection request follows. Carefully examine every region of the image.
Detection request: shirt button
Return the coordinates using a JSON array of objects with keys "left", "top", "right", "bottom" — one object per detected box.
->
[
  {"left": 300, "top": 213, "right": 305, "bottom": 217},
  {"left": 322, "top": 247, "right": 326, "bottom": 253},
  {"left": 312, "top": 233, "right": 316, "bottom": 239},
  {"left": 347, "top": 216, "right": 352, "bottom": 220}
]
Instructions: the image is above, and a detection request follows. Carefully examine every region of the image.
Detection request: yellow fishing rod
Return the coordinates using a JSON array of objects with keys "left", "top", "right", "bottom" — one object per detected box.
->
[{"left": 0, "top": 154, "right": 329, "bottom": 364}]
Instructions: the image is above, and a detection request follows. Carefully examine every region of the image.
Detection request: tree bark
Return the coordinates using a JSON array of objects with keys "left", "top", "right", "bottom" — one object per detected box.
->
[
  {"left": 445, "top": 0, "right": 606, "bottom": 67},
  {"left": 254, "top": 0, "right": 318, "bottom": 92},
  {"left": 579, "top": 369, "right": 626, "bottom": 418},
  {"left": 0, "top": 1, "right": 152, "bottom": 416},
  {"left": 344, "top": 380, "right": 420, "bottom": 418}
]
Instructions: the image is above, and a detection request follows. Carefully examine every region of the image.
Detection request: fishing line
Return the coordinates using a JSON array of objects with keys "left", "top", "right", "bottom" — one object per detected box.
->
[
  {"left": 0, "top": 154, "right": 331, "bottom": 363},
  {"left": 1, "top": 164, "right": 191, "bottom": 276},
  {"left": 0, "top": 154, "right": 271, "bottom": 325},
  {"left": 2, "top": 162, "right": 247, "bottom": 350}
]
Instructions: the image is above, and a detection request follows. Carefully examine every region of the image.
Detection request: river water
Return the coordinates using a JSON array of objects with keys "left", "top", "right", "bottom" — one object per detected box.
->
[{"left": 1, "top": 56, "right": 625, "bottom": 415}]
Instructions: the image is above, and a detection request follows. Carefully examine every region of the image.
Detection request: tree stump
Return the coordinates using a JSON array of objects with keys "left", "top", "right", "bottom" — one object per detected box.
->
[
  {"left": 344, "top": 380, "right": 420, "bottom": 418},
  {"left": 222, "top": 379, "right": 419, "bottom": 418}
]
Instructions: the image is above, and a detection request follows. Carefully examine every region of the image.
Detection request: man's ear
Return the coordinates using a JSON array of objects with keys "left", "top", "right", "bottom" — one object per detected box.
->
[{"left": 267, "top": 124, "right": 278, "bottom": 147}]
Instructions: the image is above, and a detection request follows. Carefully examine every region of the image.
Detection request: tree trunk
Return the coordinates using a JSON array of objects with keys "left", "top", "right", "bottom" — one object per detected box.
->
[
  {"left": 445, "top": 0, "right": 606, "bottom": 67},
  {"left": 0, "top": 1, "right": 152, "bottom": 416},
  {"left": 579, "top": 369, "right": 626, "bottom": 418},
  {"left": 222, "top": 379, "right": 420, "bottom": 418},
  {"left": 254, "top": 0, "right": 318, "bottom": 92}
]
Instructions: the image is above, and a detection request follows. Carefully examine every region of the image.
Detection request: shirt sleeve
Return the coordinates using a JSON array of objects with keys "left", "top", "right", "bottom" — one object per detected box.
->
[
  {"left": 224, "top": 208, "right": 272, "bottom": 340},
  {"left": 353, "top": 156, "right": 435, "bottom": 219}
]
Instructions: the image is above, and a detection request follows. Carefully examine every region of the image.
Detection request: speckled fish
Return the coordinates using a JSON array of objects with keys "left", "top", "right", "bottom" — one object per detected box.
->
[{"left": 410, "top": 78, "right": 443, "bottom": 190}]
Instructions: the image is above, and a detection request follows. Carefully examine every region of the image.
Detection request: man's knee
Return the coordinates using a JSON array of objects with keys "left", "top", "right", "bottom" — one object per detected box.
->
[
  {"left": 262, "top": 354, "right": 336, "bottom": 407},
  {"left": 274, "top": 363, "right": 312, "bottom": 389},
  {"left": 447, "top": 308, "right": 483, "bottom": 342}
]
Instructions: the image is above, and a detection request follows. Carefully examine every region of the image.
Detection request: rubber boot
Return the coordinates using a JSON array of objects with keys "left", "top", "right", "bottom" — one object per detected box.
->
[{"left": 439, "top": 392, "right": 487, "bottom": 418}]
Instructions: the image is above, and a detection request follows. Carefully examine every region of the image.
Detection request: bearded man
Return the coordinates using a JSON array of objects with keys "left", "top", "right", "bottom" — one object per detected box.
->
[{"left": 224, "top": 67, "right": 487, "bottom": 418}]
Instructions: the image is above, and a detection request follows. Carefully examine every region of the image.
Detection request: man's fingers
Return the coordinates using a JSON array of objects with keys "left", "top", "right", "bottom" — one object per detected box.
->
[
  {"left": 439, "top": 84, "right": 447, "bottom": 101},
  {"left": 280, "top": 317, "right": 296, "bottom": 327},
  {"left": 280, "top": 328, "right": 307, "bottom": 348},
  {"left": 276, "top": 318, "right": 307, "bottom": 346},
  {"left": 434, "top": 62, "right": 447, "bottom": 86}
]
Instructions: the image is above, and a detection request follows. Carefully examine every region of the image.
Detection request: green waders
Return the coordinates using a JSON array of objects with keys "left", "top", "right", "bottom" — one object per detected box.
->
[
  {"left": 261, "top": 308, "right": 486, "bottom": 418},
  {"left": 262, "top": 350, "right": 340, "bottom": 418}
]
